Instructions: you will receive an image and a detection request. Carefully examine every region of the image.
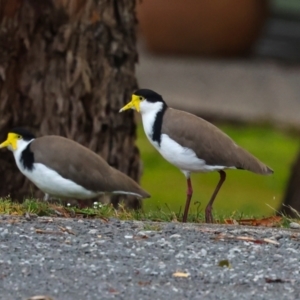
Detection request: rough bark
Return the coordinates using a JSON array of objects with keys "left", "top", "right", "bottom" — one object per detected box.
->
[
  {"left": 279, "top": 148, "right": 300, "bottom": 217},
  {"left": 0, "top": 0, "right": 142, "bottom": 208}
]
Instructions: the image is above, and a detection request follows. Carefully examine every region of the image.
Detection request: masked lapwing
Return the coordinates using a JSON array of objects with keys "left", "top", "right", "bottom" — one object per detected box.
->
[
  {"left": 120, "top": 89, "right": 273, "bottom": 223},
  {"left": 0, "top": 128, "right": 150, "bottom": 202}
]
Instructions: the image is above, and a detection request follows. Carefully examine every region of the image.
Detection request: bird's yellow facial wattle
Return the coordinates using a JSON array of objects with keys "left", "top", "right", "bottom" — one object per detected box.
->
[
  {"left": 0, "top": 133, "right": 21, "bottom": 151},
  {"left": 119, "top": 94, "right": 144, "bottom": 113}
]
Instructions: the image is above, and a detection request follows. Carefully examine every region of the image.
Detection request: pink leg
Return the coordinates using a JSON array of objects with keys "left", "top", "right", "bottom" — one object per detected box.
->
[
  {"left": 182, "top": 177, "right": 193, "bottom": 223},
  {"left": 205, "top": 170, "right": 226, "bottom": 223}
]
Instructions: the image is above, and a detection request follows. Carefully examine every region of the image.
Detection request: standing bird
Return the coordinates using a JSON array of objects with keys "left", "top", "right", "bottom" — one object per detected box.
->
[
  {"left": 120, "top": 89, "right": 273, "bottom": 223},
  {"left": 0, "top": 128, "right": 150, "bottom": 202}
]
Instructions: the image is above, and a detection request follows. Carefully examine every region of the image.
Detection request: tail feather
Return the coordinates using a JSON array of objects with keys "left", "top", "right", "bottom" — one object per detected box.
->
[
  {"left": 237, "top": 148, "right": 274, "bottom": 175},
  {"left": 110, "top": 168, "right": 150, "bottom": 198}
]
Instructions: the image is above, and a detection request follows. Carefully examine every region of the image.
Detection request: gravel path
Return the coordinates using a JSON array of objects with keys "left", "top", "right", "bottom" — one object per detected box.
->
[{"left": 0, "top": 215, "right": 299, "bottom": 300}]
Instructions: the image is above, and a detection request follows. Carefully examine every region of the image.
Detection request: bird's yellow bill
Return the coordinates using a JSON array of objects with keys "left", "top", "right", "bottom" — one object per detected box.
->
[
  {"left": 119, "top": 95, "right": 141, "bottom": 113},
  {"left": 0, "top": 133, "right": 18, "bottom": 150}
]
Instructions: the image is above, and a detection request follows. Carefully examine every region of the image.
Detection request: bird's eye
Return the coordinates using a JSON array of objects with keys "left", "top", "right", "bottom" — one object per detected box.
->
[
  {"left": 139, "top": 97, "right": 143, "bottom": 101},
  {"left": 17, "top": 135, "right": 21, "bottom": 139}
]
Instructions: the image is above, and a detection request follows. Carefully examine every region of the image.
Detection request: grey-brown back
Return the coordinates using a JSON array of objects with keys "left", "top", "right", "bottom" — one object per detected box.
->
[
  {"left": 162, "top": 108, "right": 273, "bottom": 175},
  {"left": 30, "top": 136, "right": 150, "bottom": 198}
]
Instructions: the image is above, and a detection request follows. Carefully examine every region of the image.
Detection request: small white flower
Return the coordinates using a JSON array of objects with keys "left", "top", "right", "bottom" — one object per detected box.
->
[{"left": 67, "top": 203, "right": 71, "bottom": 207}]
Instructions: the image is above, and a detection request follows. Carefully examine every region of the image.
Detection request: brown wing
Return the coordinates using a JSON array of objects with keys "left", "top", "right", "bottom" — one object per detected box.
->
[
  {"left": 30, "top": 136, "right": 150, "bottom": 198},
  {"left": 162, "top": 108, "right": 273, "bottom": 175}
]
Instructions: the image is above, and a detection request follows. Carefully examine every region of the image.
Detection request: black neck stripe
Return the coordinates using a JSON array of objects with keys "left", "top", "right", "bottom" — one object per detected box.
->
[
  {"left": 152, "top": 104, "right": 167, "bottom": 146},
  {"left": 20, "top": 142, "right": 35, "bottom": 171}
]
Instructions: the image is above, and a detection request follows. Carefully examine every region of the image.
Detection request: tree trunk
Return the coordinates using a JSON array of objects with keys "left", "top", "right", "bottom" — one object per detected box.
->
[
  {"left": 0, "top": 0, "right": 142, "bottom": 208},
  {"left": 279, "top": 148, "right": 300, "bottom": 217}
]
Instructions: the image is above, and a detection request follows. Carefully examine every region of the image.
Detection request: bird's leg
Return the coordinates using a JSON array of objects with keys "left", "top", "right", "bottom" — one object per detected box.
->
[
  {"left": 205, "top": 170, "right": 226, "bottom": 223},
  {"left": 182, "top": 177, "right": 193, "bottom": 223}
]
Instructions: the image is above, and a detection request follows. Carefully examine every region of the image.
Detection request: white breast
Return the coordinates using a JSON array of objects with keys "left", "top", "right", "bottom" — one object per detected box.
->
[
  {"left": 159, "top": 134, "right": 230, "bottom": 173},
  {"left": 140, "top": 107, "right": 232, "bottom": 175},
  {"left": 20, "top": 162, "right": 99, "bottom": 199},
  {"left": 13, "top": 144, "right": 143, "bottom": 199},
  {"left": 12, "top": 144, "right": 97, "bottom": 198},
  {"left": 140, "top": 101, "right": 164, "bottom": 143}
]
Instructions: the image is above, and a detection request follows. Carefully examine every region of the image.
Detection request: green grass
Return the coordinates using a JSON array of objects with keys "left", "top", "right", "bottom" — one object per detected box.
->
[
  {"left": 136, "top": 122, "right": 299, "bottom": 218},
  {"left": 0, "top": 197, "right": 297, "bottom": 227},
  {"left": 0, "top": 121, "right": 298, "bottom": 225},
  {"left": 0, "top": 198, "right": 208, "bottom": 222}
]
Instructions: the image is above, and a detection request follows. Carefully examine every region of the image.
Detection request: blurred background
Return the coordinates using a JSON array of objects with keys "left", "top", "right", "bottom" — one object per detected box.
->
[
  {"left": 0, "top": 0, "right": 299, "bottom": 218},
  {"left": 134, "top": 0, "right": 300, "bottom": 217}
]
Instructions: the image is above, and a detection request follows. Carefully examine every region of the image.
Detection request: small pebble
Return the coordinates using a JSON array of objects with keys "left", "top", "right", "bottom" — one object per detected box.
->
[
  {"left": 169, "top": 234, "right": 181, "bottom": 239},
  {"left": 137, "top": 230, "right": 157, "bottom": 237},
  {"left": 289, "top": 222, "right": 300, "bottom": 229}
]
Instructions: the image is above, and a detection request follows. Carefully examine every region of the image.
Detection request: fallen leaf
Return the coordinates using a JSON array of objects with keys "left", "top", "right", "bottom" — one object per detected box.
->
[
  {"left": 290, "top": 234, "right": 299, "bottom": 240},
  {"left": 214, "top": 234, "right": 279, "bottom": 245},
  {"left": 218, "top": 259, "right": 232, "bottom": 268},
  {"left": 24, "top": 212, "right": 38, "bottom": 220},
  {"left": 225, "top": 216, "right": 282, "bottom": 227},
  {"left": 224, "top": 219, "right": 238, "bottom": 225},
  {"left": 138, "top": 281, "right": 151, "bottom": 286},
  {"left": 108, "top": 288, "right": 119, "bottom": 294},
  {"left": 196, "top": 227, "right": 218, "bottom": 233},
  {"left": 0, "top": 219, "right": 20, "bottom": 224},
  {"left": 133, "top": 235, "right": 149, "bottom": 240},
  {"left": 99, "top": 217, "right": 109, "bottom": 223},
  {"left": 265, "top": 278, "right": 292, "bottom": 283},
  {"left": 27, "top": 296, "right": 54, "bottom": 300},
  {"left": 35, "top": 229, "right": 63, "bottom": 235},
  {"left": 262, "top": 238, "right": 280, "bottom": 245},
  {"left": 236, "top": 236, "right": 279, "bottom": 245},
  {"left": 38, "top": 217, "right": 54, "bottom": 223},
  {"left": 49, "top": 205, "right": 71, "bottom": 218},
  {"left": 173, "top": 271, "right": 190, "bottom": 278},
  {"left": 59, "top": 226, "right": 75, "bottom": 235}
]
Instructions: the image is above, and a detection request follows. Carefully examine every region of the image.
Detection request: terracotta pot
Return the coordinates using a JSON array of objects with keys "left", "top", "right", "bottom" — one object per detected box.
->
[{"left": 137, "top": 0, "right": 269, "bottom": 56}]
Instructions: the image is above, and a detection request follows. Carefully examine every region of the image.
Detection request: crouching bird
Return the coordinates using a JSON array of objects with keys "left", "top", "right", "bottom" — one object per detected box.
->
[
  {"left": 0, "top": 128, "right": 150, "bottom": 202},
  {"left": 120, "top": 89, "right": 273, "bottom": 223}
]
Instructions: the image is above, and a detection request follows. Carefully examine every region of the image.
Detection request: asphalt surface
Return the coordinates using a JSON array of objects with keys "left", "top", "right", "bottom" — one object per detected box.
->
[{"left": 0, "top": 215, "right": 299, "bottom": 300}]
